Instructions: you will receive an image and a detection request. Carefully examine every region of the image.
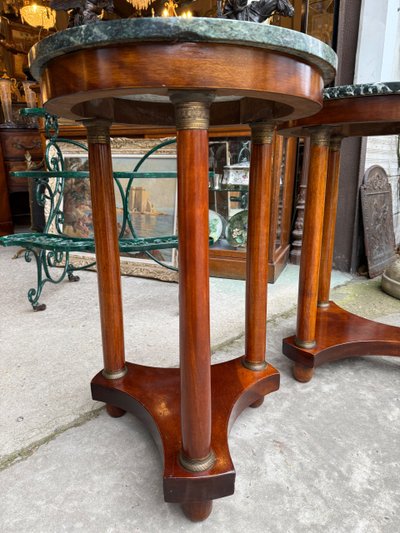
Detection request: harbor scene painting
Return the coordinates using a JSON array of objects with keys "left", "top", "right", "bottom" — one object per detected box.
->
[{"left": 60, "top": 146, "right": 178, "bottom": 266}]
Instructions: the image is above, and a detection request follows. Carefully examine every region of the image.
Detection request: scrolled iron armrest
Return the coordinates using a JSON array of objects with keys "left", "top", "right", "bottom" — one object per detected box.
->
[
  {"left": 19, "top": 107, "right": 48, "bottom": 118},
  {"left": 19, "top": 107, "right": 59, "bottom": 140}
]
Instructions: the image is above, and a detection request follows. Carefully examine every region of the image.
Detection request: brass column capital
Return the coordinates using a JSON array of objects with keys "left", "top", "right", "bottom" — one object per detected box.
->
[
  {"left": 250, "top": 122, "right": 275, "bottom": 145},
  {"left": 83, "top": 118, "right": 112, "bottom": 144},
  {"left": 309, "top": 127, "right": 331, "bottom": 147},
  {"left": 169, "top": 91, "right": 215, "bottom": 130},
  {"left": 329, "top": 135, "right": 343, "bottom": 152}
]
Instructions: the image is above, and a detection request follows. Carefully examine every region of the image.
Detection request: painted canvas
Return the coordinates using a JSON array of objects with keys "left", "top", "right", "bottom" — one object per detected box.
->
[{"left": 59, "top": 138, "right": 178, "bottom": 267}]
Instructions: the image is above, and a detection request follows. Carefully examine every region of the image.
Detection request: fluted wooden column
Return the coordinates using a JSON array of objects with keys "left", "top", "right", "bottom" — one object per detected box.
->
[
  {"left": 84, "top": 119, "right": 127, "bottom": 417},
  {"left": 295, "top": 128, "right": 331, "bottom": 349},
  {"left": 318, "top": 136, "right": 343, "bottom": 307},
  {"left": 244, "top": 123, "right": 275, "bottom": 375},
  {"left": 170, "top": 92, "right": 215, "bottom": 522}
]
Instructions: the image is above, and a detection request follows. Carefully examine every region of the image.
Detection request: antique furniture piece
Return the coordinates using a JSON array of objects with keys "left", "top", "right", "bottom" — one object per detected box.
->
[
  {"left": 29, "top": 18, "right": 335, "bottom": 521},
  {"left": 0, "top": 125, "right": 43, "bottom": 234},
  {"left": 0, "top": 116, "right": 181, "bottom": 310},
  {"left": 208, "top": 132, "right": 298, "bottom": 281},
  {"left": 279, "top": 82, "right": 400, "bottom": 383}
]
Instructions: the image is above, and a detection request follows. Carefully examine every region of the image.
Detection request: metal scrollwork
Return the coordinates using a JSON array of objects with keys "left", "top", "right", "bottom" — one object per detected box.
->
[{"left": 1, "top": 109, "right": 181, "bottom": 310}]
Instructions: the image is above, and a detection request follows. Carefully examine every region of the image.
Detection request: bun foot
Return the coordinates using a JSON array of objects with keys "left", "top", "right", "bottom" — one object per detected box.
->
[
  {"left": 293, "top": 363, "right": 314, "bottom": 383},
  {"left": 181, "top": 500, "right": 213, "bottom": 522},
  {"left": 249, "top": 397, "right": 265, "bottom": 408},
  {"left": 106, "top": 404, "right": 126, "bottom": 418}
]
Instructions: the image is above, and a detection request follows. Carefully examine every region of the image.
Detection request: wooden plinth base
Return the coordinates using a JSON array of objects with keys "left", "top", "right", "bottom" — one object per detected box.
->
[
  {"left": 283, "top": 302, "right": 400, "bottom": 381},
  {"left": 91, "top": 356, "right": 279, "bottom": 520}
]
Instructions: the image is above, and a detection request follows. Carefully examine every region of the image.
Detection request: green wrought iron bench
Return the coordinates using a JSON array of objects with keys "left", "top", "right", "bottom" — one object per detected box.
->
[{"left": 0, "top": 108, "right": 181, "bottom": 311}]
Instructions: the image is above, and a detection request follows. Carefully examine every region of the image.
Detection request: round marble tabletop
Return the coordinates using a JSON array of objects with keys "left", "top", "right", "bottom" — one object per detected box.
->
[
  {"left": 279, "top": 81, "right": 400, "bottom": 137},
  {"left": 29, "top": 18, "right": 337, "bottom": 125},
  {"left": 324, "top": 81, "right": 400, "bottom": 100}
]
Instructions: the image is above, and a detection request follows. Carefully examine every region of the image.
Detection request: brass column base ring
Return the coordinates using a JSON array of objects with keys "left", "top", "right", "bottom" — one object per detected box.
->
[
  {"left": 179, "top": 450, "right": 216, "bottom": 473},
  {"left": 242, "top": 358, "right": 268, "bottom": 371},
  {"left": 102, "top": 366, "right": 128, "bottom": 380},
  {"left": 294, "top": 338, "right": 317, "bottom": 349}
]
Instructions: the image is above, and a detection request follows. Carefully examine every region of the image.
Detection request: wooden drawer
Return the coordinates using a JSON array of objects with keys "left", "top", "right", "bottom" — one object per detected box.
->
[
  {"left": 0, "top": 131, "right": 43, "bottom": 160},
  {"left": 5, "top": 161, "right": 29, "bottom": 192}
]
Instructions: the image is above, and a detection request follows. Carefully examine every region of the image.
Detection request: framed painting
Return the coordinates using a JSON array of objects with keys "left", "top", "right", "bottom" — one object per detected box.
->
[{"left": 0, "top": 17, "right": 47, "bottom": 79}]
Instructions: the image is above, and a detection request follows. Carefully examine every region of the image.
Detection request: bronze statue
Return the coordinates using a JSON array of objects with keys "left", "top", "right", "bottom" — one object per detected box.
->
[
  {"left": 220, "top": 0, "right": 294, "bottom": 23},
  {"left": 50, "top": 0, "right": 114, "bottom": 27}
]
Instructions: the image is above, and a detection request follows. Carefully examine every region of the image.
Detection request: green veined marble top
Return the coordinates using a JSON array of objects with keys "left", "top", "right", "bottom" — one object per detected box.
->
[
  {"left": 29, "top": 18, "right": 337, "bottom": 84},
  {"left": 324, "top": 82, "right": 400, "bottom": 100}
]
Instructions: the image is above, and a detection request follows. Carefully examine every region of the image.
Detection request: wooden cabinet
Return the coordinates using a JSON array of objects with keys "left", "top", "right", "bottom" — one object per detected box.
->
[
  {"left": 0, "top": 127, "right": 43, "bottom": 234},
  {"left": 209, "top": 134, "right": 297, "bottom": 281}
]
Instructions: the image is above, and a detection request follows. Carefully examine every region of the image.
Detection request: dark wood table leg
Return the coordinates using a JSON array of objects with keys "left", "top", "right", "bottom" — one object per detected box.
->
[
  {"left": 84, "top": 119, "right": 127, "bottom": 418},
  {"left": 244, "top": 123, "right": 276, "bottom": 407},
  {"left": 171, "top": 93, "right": 215, "bottom": 521},
  {"left": 288, "top": 128, "right": 331, "bottom": 382}
]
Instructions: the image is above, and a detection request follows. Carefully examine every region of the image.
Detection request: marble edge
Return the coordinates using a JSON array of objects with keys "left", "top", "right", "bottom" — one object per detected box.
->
[
  {"left": 29, "top": 18, "right": 337, "bottom": 84},
  {"left": 324, "top": 82, "right": 400, "bottom": 100}
]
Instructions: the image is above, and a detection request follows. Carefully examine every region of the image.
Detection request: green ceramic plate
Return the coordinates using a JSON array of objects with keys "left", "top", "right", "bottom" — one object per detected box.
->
[
  {"left": 225, "top": 210, "right": 248, "bottom": 248},
  {"left": 209, "top": 209, "right": 224, "bottom": 245}
]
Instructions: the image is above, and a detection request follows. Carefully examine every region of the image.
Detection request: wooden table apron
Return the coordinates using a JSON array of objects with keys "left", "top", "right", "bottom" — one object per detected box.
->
[
  {"left": 30, "top": 27, "right": 333, "bottom": 522},
  {"left": 279, "top": 92, "right": 400, "bottom": 383}
]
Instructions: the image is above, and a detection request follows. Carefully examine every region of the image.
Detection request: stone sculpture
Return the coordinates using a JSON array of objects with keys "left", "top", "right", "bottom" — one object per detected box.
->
[
  {"left": 50, "top": 0, "right": 114, "bottom": 27},
  {"left": 221, "top": 0, "right": 294, "bottom": 23}
]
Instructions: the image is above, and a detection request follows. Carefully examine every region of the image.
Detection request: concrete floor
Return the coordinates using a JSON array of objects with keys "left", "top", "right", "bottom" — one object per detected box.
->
[{"left": 0, "top": 247, "right": 399, "bottom": 532}]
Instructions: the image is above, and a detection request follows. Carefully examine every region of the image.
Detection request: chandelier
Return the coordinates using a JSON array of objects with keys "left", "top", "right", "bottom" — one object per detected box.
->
[
  {"left": 20, "top": 1, "right": 56, "bottom": 29},
  {"left": 126, "top": 0, "right": 156, "bottom": 11}
]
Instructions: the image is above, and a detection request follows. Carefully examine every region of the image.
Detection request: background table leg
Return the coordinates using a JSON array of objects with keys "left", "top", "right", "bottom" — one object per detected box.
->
[
  {"left": 85, "top": 119, "right": 127, "bottom": 415},
  {"left": 295, "top": 128, "right": 331, "bottom": 349},
  {"left": 318, "top": 136, "right": 343, "bottom": 307},
  {"left": 244, "top": 123, "right": 275, "bottom": 378}
]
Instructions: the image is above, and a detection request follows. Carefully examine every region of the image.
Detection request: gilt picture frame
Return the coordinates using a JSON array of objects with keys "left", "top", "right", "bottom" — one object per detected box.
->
[{"left": 0, "top": 17, "right": 45, "bottom": 79}]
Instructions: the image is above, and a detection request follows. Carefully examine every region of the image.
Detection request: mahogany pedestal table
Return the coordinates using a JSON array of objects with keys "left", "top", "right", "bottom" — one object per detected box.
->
[
  {"left": 279, "top": 82, "right": 400, "bottom": 383},
  {"left": 29, "top": 18, "right": 336, "bottom": 521}
]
